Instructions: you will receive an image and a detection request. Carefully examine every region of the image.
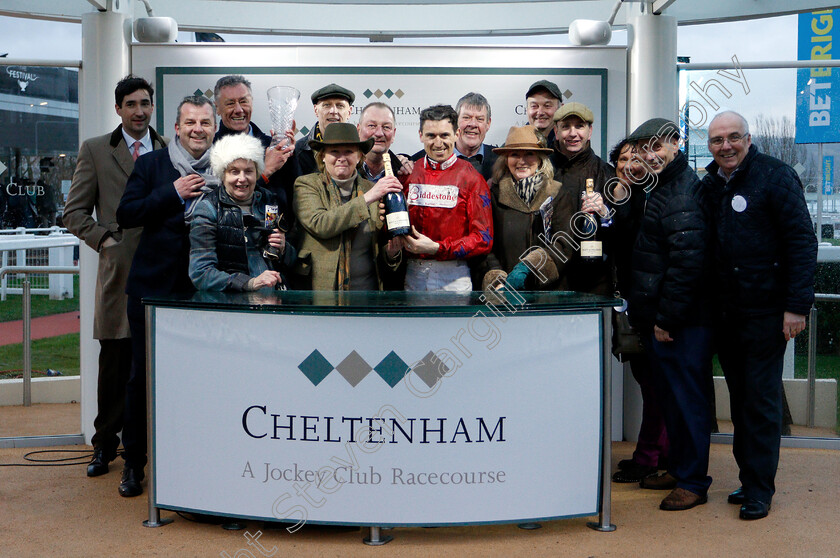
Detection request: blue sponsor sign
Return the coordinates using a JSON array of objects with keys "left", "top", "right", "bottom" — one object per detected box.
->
[
  {"left": 796, "top": 10, "right": 840, "bottom": 144},
  {"left": 825, "top": 155, "right": 834, "bottom": 195}
]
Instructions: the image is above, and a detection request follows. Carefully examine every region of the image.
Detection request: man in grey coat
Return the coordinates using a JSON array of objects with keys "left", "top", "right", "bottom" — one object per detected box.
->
[{"left": 63, "top": 75, "right": 167, "bottom": 477}]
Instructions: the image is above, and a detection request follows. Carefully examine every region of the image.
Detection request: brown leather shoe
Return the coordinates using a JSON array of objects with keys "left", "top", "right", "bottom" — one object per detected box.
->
[
  {"left": 640, "top": 472, "right": 677, "bottom": 490},
  {"left": 659, "top": 488, "right": 708, "bottom": 511}
]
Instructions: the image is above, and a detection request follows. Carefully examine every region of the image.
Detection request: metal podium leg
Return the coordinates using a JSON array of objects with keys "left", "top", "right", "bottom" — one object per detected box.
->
[
  {"left": 143, "top": 305, "right": 173, "bottom": 528},
  {"left": 588, "top": 307, "right": 616, "bottom": 532},
  {"left": 363, "top": 526, "right": 393, "bottom": 545}
]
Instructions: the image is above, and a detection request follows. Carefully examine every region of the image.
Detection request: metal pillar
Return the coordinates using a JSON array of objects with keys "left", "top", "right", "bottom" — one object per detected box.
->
[
  {"left": 79, "top": 6, "right": 132, "bottom": 445},
  {"left": 144, "top": 305, "right": 173, "bottom": 528},
  {"left": 626, "top": 2, "right": 679, "bottom": 132},
  {"left": 807, "top": 306, "right": 818, "bottom": 428},
  {"left": 22, "top": 278, "right": 32, "bottom": 407},
  {"left": 588, "top": 307, "right": 616, "bottom": 532}
]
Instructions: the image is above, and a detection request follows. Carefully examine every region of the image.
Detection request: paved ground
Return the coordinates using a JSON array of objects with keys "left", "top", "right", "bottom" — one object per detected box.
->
[
  {"left": 0, "top": 310, "right": 80, "bottom": 346},
  {"left": 2, "top": 439, "right": 838, "bottom": 557}
]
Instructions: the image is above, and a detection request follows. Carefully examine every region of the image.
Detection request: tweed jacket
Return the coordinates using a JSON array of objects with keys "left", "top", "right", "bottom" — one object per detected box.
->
[
  {"left": 293, "top": 172, "right": 392, "bottom": 290},
  {"left": 63, "top": 125, "right": 167, "bottom": 338}
]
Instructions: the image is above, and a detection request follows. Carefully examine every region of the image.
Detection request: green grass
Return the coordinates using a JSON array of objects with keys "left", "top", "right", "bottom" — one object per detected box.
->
[
  {"left": 0, "top": 276, "right": 79, "bottom": 322},
  {"left": 0, "top": 333, "right": 80, "bottom": 377}
]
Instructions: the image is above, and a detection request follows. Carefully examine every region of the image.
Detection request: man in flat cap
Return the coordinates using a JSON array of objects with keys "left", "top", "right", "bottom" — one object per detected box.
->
[
  {"left": 294, "top": 83, "right": 355, "bottom": 176},
  {"left": 546, "top": 102, "right": 616, "bottom": 295},
  {"left": 525, "top": 79, "right": 562, "bottom": 145},
  {"left": 626, "top": 118, "right": 715, "bottom": 513}
]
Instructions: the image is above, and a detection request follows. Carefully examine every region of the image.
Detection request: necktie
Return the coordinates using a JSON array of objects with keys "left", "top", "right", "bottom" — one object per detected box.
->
[{"left": 131, "top": 141, "right": 141, "bottom": 161}]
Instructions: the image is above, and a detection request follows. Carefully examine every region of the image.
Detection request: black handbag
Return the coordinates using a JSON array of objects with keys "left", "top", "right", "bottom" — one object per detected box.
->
[{"left": 611, "top": 294, "right": 644, "bottom": 361}]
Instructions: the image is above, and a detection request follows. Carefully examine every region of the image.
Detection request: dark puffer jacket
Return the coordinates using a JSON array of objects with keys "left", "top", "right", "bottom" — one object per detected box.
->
[
  {"left": 701, "top": 145, "right": 817, "bottom": 316},
  {"left": 628, "top": 150, "right": 712, "bottom": 332},
  {"left": 550, "top": 144, "right": 616, "bottom": 295}
]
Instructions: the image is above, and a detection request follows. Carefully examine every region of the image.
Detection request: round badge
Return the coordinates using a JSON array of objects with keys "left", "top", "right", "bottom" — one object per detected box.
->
[{"left": 731, "top": 195, "right": 747, "bottom": 213}]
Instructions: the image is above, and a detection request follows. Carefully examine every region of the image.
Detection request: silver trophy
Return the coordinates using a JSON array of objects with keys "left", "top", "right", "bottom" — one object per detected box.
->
[{"left": 266, "top": 86, "right": 300, "bottom": 148}]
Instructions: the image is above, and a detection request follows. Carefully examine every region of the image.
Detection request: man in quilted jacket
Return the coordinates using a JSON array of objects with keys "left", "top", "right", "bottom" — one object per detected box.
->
[
  {"left": 702, "top": 111, "right": 817, "bottom": 520},
  {"left": 627, "top": 118, "right": 715, "bottom": 513}
]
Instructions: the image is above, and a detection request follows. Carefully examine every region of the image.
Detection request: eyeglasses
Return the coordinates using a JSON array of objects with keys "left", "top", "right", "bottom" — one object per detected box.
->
[{"left": 708, "top": 133, "right": 749, "bottom": 147}]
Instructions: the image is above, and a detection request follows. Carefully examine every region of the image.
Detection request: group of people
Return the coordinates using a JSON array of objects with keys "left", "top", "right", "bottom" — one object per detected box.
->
[{"left": 63, "top": 73, "right": 816, "bottom": 522}]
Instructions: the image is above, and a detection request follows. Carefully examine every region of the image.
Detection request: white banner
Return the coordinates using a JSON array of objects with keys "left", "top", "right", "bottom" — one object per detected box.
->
[
  {"left": 132, "top": 44, "right": 626, "bottom": 157},
  {"left": 152, "top": 307, "right": 603, "bottom": 525}
]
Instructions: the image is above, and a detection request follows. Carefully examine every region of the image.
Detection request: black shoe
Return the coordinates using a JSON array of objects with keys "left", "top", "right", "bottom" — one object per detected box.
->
[
  {"left": 739, "top": 498, "right": 771, "bottom": 520},
  {"left": 87, "top": 447, "right": 115, "bottom": 477},
  {"left": 118, "top": 467, "right": 144, "bottom": 497},
  {"left": 612, "top": 461, "right": 657, "bottom": 483},
  {"left": 617, "top": 458, "right": 635, "bottom": 471},
  {"left": 728, "top": 487, "right": 746, "bottom": 505}
]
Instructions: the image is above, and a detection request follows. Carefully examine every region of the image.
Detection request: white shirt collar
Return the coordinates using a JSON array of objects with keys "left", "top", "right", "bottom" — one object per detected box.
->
[
  {"left": 424, "top": 153, "right": 458, "bottom": 170},
  {"left": 121, "top": 127, "right": 152, "bottom": 154}
]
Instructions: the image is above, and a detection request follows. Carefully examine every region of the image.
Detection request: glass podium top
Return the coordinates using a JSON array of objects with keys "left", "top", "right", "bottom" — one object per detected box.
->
[{"left": 144, "top": 289, "right": 618, "bottom": 316}]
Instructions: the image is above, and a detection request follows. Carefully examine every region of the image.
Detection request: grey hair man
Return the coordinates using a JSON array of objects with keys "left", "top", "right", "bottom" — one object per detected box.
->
[
  {"left": 453, "top": 92, "right": 497, "bottom": 181},
  {"left": 115, "top": 95, "right": 219, "bottom": 499},
  {"left": 213, "top": 74, "right": 296, "bottom": 207},
  {"left": 701, "top": 110, "right": 817, "bottom": 521},
  {"left": 356, "top": 102, "right": 407, "bottom": 181}
]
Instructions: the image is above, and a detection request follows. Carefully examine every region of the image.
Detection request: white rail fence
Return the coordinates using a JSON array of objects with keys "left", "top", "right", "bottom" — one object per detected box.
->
[{"left": 0, "top": 227, "right": 78, "bottom": 301}]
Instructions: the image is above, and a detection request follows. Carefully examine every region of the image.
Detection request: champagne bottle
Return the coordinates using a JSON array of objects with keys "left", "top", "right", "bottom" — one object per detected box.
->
[
  {"left": 580, "top": 178, "right": 603, "bottom": 262},
  {"left": 381, "top": 153, "right": 411, "bottom": 236}
]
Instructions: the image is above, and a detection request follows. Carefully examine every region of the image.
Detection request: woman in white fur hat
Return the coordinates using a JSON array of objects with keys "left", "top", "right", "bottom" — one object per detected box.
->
[{"left": 188, "top": 133, "right": 295, "bottom": 291}]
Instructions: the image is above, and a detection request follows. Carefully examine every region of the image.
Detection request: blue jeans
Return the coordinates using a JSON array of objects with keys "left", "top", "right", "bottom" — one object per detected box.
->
[{"left": 645, "top": 325, "right": 714, "bottom": 496}]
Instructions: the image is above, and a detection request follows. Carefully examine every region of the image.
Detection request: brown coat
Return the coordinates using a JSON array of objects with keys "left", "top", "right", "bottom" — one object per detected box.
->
[{"left": 63, "top": 126, "right": 167, "bottom": 338}]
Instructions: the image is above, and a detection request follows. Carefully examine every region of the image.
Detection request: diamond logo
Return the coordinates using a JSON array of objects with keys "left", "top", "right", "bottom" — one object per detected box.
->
[
  {"left": 374, "top": 351, "right": 410, "bottom": 387},
  {"left": 411, "top": 351, "right": 450, "bottom": 389},
  {"left": 300, "top": 126, "right": 310, "bottom": 136},
  {"left": 335, "top": 350, "right": 372, "bottom": 387},
  {"left": 384, "top": 89, "right": 394, "bottom": 99},
  {"left": 374, "top": 89, "right": 384, "bottom": 98},
  {"left": 364, "top": 88, "right": 373, "bottom": 98},
  {"left": 394, "top": 89, "right": 404, "bottom": 99},
  {"left": 193, "top": 88, "right": 204, "bottom": 97},
  {"left": 563, "top": 89, "right": 573, "bottom": 100},
  {"left": 298, "top": 350, "right": 333, "bottom": 386}
]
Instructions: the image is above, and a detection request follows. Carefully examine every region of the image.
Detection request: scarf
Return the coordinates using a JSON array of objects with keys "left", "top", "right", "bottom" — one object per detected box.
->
[
  {"left": 514, "top": 174, "right": 543, "bottom": 207},
  {"left": 168, "top": 137, "right": 221, "bottom": 220},
  {"left": 332, "top": 172, "right": 363, "bottom": 291}
]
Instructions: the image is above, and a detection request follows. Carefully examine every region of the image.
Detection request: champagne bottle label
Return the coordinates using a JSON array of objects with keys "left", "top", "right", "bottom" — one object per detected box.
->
[
  {"left": 580, "top": 239, "right": 603, "bottom": 258},
  {"left": 386, "top": 211, "right": 410, "bottom": 229}
]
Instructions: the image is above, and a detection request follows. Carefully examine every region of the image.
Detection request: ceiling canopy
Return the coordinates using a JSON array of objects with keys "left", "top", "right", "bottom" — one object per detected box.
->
[{"left": 2, "top": 0, "right": 839, "bottom": 39}]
